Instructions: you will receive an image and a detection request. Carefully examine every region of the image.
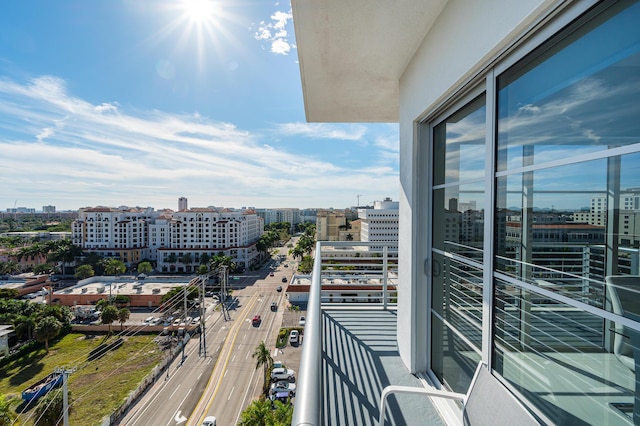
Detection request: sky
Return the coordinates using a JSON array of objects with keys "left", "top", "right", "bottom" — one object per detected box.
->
[{"left": 0, "top": 0, "right": 399, "bottom": 212}]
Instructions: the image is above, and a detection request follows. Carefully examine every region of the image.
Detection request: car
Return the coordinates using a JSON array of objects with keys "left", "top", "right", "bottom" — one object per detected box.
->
[
  {"left": 269, "top": 272, "right": 274, "bottom": 277},
  {"left": 270, "top": 380, "right": 297, "bottom": 396},
  {"left": 299, "top": 316, "right": 306, "bottom": 326},
  {"left": 144, "top": 316, "right": 155, "bottom": 324},
  {"left": 252, "top": 315, "right": 261, "bottom": 326},
  {"left": 271, "top": 367, "right": 296, "bottom": 382},
  {"left": 271, "top": 302, "right": 277, "bottom": 311},
  {"left": 202, "top": 416, "right": 217, "bottom": 426},
  {"left": 276, "top": 285, "right": 282, "bottom": 292},
  {"left": 284, "top": 263, "right": 288, "bottom": 268},
  {"left": 191, "top": 316, "right": 200, "bottom": 325},
  {"left": 172, "top": 318, "right": 181, "bottom": 327},
  {"left": 281, "top": 277, "right": 287, "bottom": 283},
  {"left": 289, "top": 329, "right": 299, "bottom": 344}
]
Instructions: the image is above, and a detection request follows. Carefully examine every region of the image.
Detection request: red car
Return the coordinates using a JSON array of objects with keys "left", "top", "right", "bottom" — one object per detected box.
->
[{"left": 252, "top": 315, "right": 261, "bottom": 326}]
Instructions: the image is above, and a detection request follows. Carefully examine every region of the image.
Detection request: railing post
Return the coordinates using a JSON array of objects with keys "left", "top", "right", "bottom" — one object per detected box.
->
[
  {"left": 383, "top": 245, "right": 388, "bottom": 309},
  {"left": 291, "top": 241, "right": 323, "bottom": 426}
]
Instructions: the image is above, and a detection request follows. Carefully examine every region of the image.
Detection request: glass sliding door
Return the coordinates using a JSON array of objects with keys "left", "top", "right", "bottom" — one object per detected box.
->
[
  {"left": 430, "top": 94, "right": 486, "bottom": 394},
  {"left": 493, "top": 1, "right": 640, "bottom": 423}
]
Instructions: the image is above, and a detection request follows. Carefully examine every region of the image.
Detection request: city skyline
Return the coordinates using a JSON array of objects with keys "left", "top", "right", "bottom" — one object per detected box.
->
[{"left": 0, "top": 1, "right": 399, "bottom": 211}]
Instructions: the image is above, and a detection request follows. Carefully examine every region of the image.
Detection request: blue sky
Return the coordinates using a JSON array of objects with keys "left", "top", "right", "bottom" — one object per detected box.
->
[{"left": 0, "top": 0, "right": 399, "bottom": 212}]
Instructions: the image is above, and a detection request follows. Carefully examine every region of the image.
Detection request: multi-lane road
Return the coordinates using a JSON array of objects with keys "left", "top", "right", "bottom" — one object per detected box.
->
[{"left": 121, "top": 246, "right": 298, "bottom": 426}]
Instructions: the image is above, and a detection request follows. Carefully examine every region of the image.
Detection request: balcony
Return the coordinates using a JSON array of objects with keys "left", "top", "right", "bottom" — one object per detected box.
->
[{"left": 292, "top": 242, "right": 446, "bottom": 426}]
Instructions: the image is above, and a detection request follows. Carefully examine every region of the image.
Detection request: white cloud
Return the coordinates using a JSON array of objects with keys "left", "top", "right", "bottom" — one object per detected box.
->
[
  {"left": 252, "top": 9, "right": 295, "bottom": 56},
  {"left": 0, "top": 75, "right": 399, "bottom": 210},
  {"left": 275, "top": 122, "right": 367, "bottom": 141}
]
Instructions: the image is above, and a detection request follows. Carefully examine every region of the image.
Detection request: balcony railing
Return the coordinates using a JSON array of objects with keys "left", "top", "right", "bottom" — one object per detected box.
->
[{"left": 292, "top": 241, "right": 398, "bottom": 426}]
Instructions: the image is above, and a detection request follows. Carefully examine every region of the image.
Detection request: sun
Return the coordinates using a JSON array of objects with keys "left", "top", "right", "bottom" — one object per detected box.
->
[{"left": 181, "top": 0, "right": 217, "bottom": 25}]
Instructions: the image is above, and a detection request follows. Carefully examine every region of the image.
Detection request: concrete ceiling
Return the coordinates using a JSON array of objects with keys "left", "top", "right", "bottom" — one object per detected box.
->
[{"left": 291, "top": 0, "right": 447, "bottom": 123}]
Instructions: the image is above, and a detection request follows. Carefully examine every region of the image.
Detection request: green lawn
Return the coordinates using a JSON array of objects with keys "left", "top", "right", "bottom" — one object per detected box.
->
[{"left": 0, "top": 333, "right": 164, "bottom": 426}]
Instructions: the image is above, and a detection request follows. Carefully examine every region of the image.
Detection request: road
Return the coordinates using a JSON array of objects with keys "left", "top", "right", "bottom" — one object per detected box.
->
[
  {"left": 121, "top": 244, "right": 297, "bottom": 426},
  {"left": 189, "top": 257, "right": 295, "bottom": 425}
]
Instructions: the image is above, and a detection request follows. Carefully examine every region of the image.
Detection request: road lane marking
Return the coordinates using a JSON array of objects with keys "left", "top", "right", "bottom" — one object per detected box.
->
[
  {"left": 228, "top": 386, "right": 235, "bottom": 400},
  {"left": 167, "top": 389, "right": 192, "bottom": 426},
  {"left": 169, "top": 385, "right": 181, "bottom": 399},
  {"left": 188, "top": 294, "right": 260, "bottom": 425}
]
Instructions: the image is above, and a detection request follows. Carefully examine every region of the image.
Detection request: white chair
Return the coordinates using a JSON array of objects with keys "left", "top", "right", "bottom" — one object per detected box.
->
[{"left": 379, "top": 363, "right": 539, "bottom": 425}]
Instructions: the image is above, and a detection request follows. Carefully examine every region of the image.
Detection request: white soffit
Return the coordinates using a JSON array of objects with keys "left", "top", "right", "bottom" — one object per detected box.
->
[{"left": 292, "top": 0, "right": 447, "bottom": 123}]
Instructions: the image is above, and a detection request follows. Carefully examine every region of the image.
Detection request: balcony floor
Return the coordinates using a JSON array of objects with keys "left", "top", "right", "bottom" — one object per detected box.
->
[{"left": 322, "top": 308, "right": 446, "bottom": 426}]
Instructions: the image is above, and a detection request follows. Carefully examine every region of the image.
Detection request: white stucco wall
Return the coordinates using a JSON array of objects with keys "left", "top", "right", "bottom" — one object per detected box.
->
[{"left": 396, "top": 0, "right": 556, "bottom": 372}]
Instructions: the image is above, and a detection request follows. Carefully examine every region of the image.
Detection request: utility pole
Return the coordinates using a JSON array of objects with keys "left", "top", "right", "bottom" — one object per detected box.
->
[
  {"left": 357, "top": 194, "right": 362, "bottom": 208},
  {"left": 55, "top": 367, "right": 76, "bottom": 426},
  {"left": 199, "top": 274, "right": 207, "bottom": 357}
]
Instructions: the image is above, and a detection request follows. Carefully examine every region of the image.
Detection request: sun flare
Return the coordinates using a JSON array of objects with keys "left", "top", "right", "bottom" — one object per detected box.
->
[{"left": 181, "top": 0, "right": 216, "bottom": 24}]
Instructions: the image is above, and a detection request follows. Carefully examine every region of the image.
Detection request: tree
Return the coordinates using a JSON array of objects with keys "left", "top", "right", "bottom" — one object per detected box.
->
[
  {"left": 117, "top": 307, "right": 130, "bottom": 331},
  {"left": 34, "top": 316, "right": 62, "bottom": 352},
  {"left": 252, "top": 341, "right": 273, "bottom": 396},
  {"left": 197, "top": 264, "right": 209, "bottom": 275},
  {"left": 95, "top": 298, "right": 110, "bottom": 311},
  {"left": 181, "top": 253, "right": 192, "bottom": 267},
  {"left": 102, "top": 258, "right": 126, "bottom": 276},
  {"left": 75, "top": 264, "right": 95, "bottom": 280},
  {"left": 100, "top": 305, "right": 119, "bottom": 334},
  {"left": 0, "top": 288, "right": 19, "bottom": 299},
  {"left": 34, "top": 388, "right": 70, "bottom": 426},
  {"left": 239, "top": 398, "right": 292, "bottom": 426},
  {"left": 199, "top": 253, "right": 210, "bottom": 266},
  {"left": 13, "top": 314, "right": 37, "bottom": 341},
  {"left": 137, "top": 261, "right": 153, "bottom": 275},
  {"left": 0, "top": 394, "right": 18, "bottom": 426}
]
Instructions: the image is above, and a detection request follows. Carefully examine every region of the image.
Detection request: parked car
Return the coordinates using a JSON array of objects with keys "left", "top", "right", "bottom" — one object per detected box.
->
[
  {"left": 284, "top": 263, "right": 288, "bottom": 268},
  {"left": 281, "top": 277, "right": 287, "bottom": 283},
  {"left": 289, "top": 330, "right": 299, "bottom": 344},
  {"left": 271, "top": 367, "right": 296, "bottom": 382},
  {"left": 202, "top": 416, "right": 217, "bottom": 426},
  {"left": 270, "top": 272, "right": 274, "bottom": 277},
  {"left": 271, "top": 302, "right": 278, "bottom": 311},
  {"left": 252, "top": 315, "right": 261, "bottom": 326},
  {"left": 270, "top": 381, "right": 297, "bottom": 396},
  {"left": 299, "top": 316, "right": 306, "bottom": 326}
]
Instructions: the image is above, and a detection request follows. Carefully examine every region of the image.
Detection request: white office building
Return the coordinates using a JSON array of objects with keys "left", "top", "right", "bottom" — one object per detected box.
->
[{"left": 358, "top": 198, "right": 399, "bottom": 251}]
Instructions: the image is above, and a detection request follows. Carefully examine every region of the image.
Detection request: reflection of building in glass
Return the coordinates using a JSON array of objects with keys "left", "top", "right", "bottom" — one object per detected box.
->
[{"left": 573, "top": 189, "right": 640, "bottom": 247}]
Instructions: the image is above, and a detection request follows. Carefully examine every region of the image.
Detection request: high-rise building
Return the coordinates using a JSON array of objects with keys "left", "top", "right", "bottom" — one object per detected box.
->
[
  {"left": 178, "top": 197, "right": 188, "bottom": 212},
  {"left": 42, "top": 205, "right": 56, "bottom": 213}
]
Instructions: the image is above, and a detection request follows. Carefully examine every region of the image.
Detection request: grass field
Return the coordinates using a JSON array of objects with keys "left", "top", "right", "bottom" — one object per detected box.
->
[{"left": 0, "top": 332, "right": 164, "bottom": 426}]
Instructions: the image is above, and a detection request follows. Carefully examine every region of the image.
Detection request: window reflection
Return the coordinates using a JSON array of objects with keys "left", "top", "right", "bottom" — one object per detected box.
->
[{"left": 497, "top": 1, "right": 640, "bottom": 171}]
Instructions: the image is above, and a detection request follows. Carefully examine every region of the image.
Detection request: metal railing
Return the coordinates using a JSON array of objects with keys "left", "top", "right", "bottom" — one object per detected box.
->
[{"left": 291, "top": 241, "right": 398, "bottom": 426}]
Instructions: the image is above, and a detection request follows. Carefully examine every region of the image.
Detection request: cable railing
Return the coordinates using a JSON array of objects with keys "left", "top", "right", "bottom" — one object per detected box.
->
[{"left": 291, "top": 241, "right": 398, "bottom": 426}]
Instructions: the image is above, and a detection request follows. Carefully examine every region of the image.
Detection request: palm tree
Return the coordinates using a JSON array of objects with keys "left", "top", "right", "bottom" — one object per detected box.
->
[
  {"left": 13, "top": 314, "right": 37, "bottom": 341},
  {"left": 0, "top": 394, "right": 18, "bottom": 426},
  {"left": 100, "top": 305, "right": 119, "bottom": 334},
  {"left": 34, "top": 316, "right": 62, "bottom": 352},
  {"left": 117, "top": 307, "right": 130, "bottom": 331},
  {"left": 252, "top": 341, "right": 273, "bottom": 396},
  {"left": 103, "top": 258, "right": 126, "bottom": 276}
]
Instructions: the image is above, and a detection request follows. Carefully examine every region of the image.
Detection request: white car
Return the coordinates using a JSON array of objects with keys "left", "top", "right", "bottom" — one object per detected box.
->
[
  {"left": 299, "top": 316, "right": 306, "bottom": 326},
  {"left": 202, "top": 416, "right": 217, "bottom": 426},
  {"left": 270, "top": 381, "right": 297, "bottom": 396},
  {"left": 289, "top": 329, "right": 299, "bottom": 344},
  {"left": 271, "top": 367, "right": 296, "bottom": 382}
]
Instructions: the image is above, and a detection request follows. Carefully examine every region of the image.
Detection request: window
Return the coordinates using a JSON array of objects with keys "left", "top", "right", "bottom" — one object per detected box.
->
[
  {"left": 424, "top": 1, "right": 640, "bottom": 423},
  {"left": 430, "top": 93, "right": 485, "bottom": 393}
]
